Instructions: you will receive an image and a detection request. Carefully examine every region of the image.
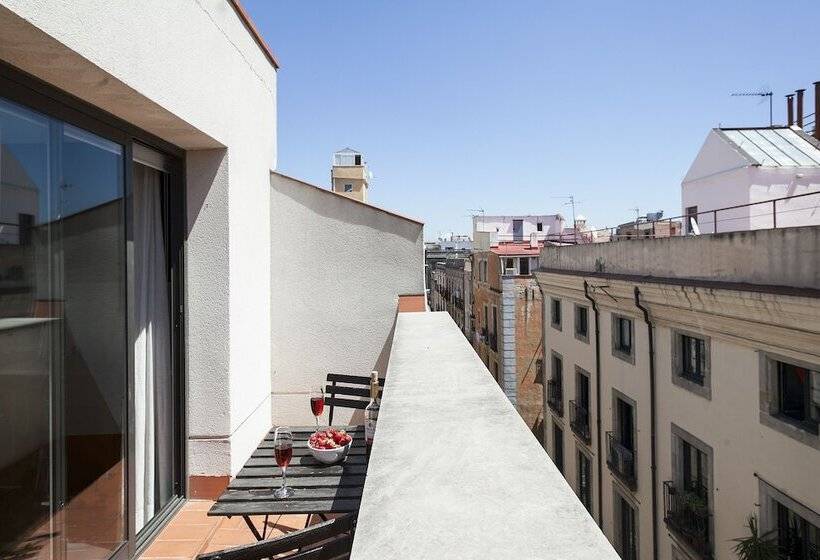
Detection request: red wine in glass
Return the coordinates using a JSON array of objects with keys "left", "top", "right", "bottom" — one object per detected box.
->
[
  {"left": 310, "top": 396, "right": 324, "bottom": 417},
  {"left": 274, "top": 444, "right": 292, "bottom": 468},
  {"left": 309, "top": 386, "right": 324, "bottom": 428},
  {"left": 273, "top": 427, "right": 294, "bottom": 498}
]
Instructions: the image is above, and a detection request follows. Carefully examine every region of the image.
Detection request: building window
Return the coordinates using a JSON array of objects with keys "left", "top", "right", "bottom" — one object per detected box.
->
[
  {"left": 547, "top": 353, "right": 563, "bottom": 415},
  {"left": 491, "top": 306, "right": 498, "bottom": 352},
  {"left": 343, "top": 183, "right": 353, "bottom": 192},
  {"left": 504, "top": 258, "right": 514, "bottom": 275},
  {"left": 762, "top": 355, "right": 819, "bottom": 441},
  {"left": 612, "top": 315, "right": 634, "bottom": 363},
  {"left": 778, "top": 362, "right": 814, "bottom": 424},
  {"left": 537, "top": 222, "right": 543, "bottom": 232},
  {"left": 553, "top": 424, "right": 564, "bottom": 474},
  {"left": 775, "top": 501, "right": 820, "bottom": 560},
  {"left": 551, "top": 298, "right": 562, "bottom": 330},
  {"left": 665, "top": 425, "right": 713, "bottom": 558},
  {"left": 577, "top": 449, "right": 592, "bottom": 514},
  {"left": 607, "top": 393, "right": 637, "bottom": 488},
  {"left": 672, "top": 330, "right": 711, "bottom": 399},
  {"left": 575, "top": 304, "right": 589, "bottom": 342},
  {"left": 616, "top": 492, "right": 638, "bottom": 560},
  {"left": 570, "top": 368, "right": 591, "bottom": 444},
  {"left": 759, "top": 480, "right": 820, "bottom": 560},
  {"left": 680, "top": 335, "right": 706, "bottom": 383}
]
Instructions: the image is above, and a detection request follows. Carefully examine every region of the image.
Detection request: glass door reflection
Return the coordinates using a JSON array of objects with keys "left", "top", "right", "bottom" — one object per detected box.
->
[{"left": 0, "top": 96, "right": 127, "bottom": 560}]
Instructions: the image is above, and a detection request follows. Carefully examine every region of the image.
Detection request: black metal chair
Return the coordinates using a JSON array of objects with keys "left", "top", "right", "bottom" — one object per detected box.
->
[
  {"left": 325, "top": 374, "right": 384, "bottom": 425},
  {"left": 196, "top": 514, "right": 356, "bottom": 560}
]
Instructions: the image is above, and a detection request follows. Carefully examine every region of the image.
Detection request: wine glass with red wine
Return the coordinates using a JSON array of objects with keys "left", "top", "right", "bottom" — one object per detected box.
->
[
  {"left": 309, "top": 386, "right": 325, "bottom": 428},
  {"left": 273, "top": 427, "right": 294, "bottom": 498}
]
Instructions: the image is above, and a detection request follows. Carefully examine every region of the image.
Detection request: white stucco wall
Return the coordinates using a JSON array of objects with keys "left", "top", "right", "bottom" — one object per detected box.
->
[
  {"left": 1, "top": 0, "right": 277, "bottom": 476},
  {"left": 269, "top": 172, "right": 424, "bottom": 425},
  {"left": 473, "top": 214, "right": 564, "bottom": 240}
]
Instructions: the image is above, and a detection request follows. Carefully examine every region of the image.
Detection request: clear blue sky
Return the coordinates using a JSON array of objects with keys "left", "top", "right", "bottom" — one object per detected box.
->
[{"left": 244, "top": 0, "right": 820, "bottom": 240}]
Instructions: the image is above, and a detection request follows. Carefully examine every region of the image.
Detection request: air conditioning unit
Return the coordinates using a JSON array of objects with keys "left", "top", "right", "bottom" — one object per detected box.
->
[{"left": 505, "top": 268, "right": 516, "bottom": 276}]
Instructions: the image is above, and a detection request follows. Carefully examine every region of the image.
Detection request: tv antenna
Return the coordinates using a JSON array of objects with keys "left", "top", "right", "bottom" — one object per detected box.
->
[
  {"left": 552, "top": 195, "right": 579, "bottom": 228},
  {"left": 730, "top": 89, "right": 773, "bottom": 127}
]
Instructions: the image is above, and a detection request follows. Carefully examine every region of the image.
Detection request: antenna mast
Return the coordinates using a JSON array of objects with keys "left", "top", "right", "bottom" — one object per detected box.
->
[{"left": 730, "top": 90, "right": 773, "bottom": 127}]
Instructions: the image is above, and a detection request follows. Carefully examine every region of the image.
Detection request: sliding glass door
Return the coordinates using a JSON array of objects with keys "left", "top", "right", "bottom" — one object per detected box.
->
[
  {"left": 131, "top": 150, "right": 180, "bottom": 539},
  {"left": 0, "top": 96, "right": 127, "bottom": 560},
  {"left": 0, "top": 79, "right": 184, "bottom": 560}
]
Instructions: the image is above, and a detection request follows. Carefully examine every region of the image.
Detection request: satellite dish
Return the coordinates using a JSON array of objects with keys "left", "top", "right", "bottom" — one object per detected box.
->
[{"left": 689, "top": 217, "right": 701, "bottom": 236}]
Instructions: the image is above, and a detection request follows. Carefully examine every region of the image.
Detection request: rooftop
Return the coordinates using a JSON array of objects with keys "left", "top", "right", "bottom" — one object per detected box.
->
[
  {"left": 487, "top": 241, "right": 544, "bottom": 256},
  {"left": 537, "top": 225, "right": 820, "bottom": 293},
  {"left": 717, "top": 126, "right": 820, "bottom": 167}
]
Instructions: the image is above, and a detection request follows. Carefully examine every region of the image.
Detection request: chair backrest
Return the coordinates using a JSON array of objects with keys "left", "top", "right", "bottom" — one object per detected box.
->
[
  {"left": 325, "top": 374, "right": 384, "bottom": 425},
  {"left": 197, "top": 514, "right": 356, "bottom": 560}
]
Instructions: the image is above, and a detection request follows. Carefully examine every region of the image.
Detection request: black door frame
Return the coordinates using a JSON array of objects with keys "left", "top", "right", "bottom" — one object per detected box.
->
[{"left": 0, "top": 60, "right": 188, "bottom": 560}]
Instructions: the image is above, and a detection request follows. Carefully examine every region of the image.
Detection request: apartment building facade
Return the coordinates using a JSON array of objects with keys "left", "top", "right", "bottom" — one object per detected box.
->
[
  {"left": 429, "top": 259, "right": 472, "bottom": 337},
  {"left": 535, "top": 226, "right": 820, "bottom": 560},
  {"left": 473, "top": 242, "right": 544, "bottom": 435}
]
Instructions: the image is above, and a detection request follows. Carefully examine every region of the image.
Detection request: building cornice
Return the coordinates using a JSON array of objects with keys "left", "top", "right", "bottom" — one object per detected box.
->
[{"left": 534, "top": 270, "right": 820, "bottom": 361}]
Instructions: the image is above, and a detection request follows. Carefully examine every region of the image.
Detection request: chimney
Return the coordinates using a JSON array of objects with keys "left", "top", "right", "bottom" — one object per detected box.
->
[
  {"left": 815, "top": 82, "right": 820, "bottom": 140},
  {"left": 796, "top": 89, "right": 805, "bottom": 128},
  {"left": 786, "top": 94, "right": 795, "bottom": 126}
]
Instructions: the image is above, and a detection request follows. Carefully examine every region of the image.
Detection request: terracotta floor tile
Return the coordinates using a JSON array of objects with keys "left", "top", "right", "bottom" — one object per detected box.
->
[
  {"left": 141, "top": 539, "right": 202, "bottom": 558},
  {"left": 183, "top": 500, "right": 215, "bottom": 512},
  {"left": 207, "top": 528, "right": 258, "bottom": 546},
  {"left": 216, "top": 515, "right": 250, "bottom": 530},
  {"left": 274, "top": 514, "right": 308, "bottom": 532},
  {"left": 171, "top": 510, "right": 219, "bottom": 526},
  {"left": 155, "top": 523, "right": 214, "bottom": 541}
]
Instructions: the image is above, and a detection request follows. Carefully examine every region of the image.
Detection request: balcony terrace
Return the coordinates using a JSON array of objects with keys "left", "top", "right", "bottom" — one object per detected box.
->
[
  {"left": 663, "top": 481, "right": 712, "bottom": 559},
  {"left": 569, "top": 400, "right": 591, "bottom": 444},
  {"left": 547, "top": 379, "right": 563, "bottom": 416},
  {"left": 141, "top": 312, "right": 618, "bottom": 559},
  {"left": 606, "top": 431, "right": 637, "bottom": 490}
]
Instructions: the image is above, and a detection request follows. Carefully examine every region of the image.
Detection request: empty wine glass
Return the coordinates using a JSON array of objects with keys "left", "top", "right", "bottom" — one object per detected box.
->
[
  {"left": 309, "top": 386, "right": 325, "bottom": 428},
  {"left": 273, "top": 427, "right": 294, "bottom": 498}
]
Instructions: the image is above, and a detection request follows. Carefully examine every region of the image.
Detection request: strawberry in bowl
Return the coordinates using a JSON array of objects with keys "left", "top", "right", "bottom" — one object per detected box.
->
[{"left": 308, "top": 428, "right": 353, "bottom": 464}]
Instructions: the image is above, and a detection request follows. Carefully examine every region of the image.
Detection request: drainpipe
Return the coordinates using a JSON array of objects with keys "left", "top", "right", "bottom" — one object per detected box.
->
[
  {"left": 583, "top": 281, "right": 603, "bottom": 529},
  {"left": 634, "top": 287, "right": 659, "bottom": 560}
]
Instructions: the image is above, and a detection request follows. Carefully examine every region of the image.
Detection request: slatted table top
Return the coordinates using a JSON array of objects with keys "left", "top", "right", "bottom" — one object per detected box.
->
[{"left": 208, "top": 425, "right": 368, "bottom": 518}]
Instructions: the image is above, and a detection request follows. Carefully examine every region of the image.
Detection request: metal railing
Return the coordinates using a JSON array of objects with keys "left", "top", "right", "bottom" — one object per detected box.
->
[
  {"left": 606, "top": 431, "right": 637, "bottom": 488},
  {"left": 584, "top": 190, "right": 820, "bottom": 242},
  {"left": 663, "top": 481, "right": 712, "bottom": 559},
  {"left": 569, "top": 400, "right": 591, "bottom": 443},
  {"left": 547, "top": 379, "right": 563, "bottom": 415}
]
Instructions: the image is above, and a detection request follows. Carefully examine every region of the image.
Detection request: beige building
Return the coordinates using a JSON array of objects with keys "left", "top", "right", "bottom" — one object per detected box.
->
[
  {"left": 331, "top": 147, "right": 370, "bottom": 202},
  {"left": 534, "top": 226, "right": 820, "bottom": 560},
  {"left": 473, "top": 241, "right": 545, "bottom": 437}
]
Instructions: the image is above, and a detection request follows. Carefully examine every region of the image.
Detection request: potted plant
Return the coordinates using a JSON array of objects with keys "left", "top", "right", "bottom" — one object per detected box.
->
[{"left": 731, "top": 515, "right": 779, "bottom": 560}]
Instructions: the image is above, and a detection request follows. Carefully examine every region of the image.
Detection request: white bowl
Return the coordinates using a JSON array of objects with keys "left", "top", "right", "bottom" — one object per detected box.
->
[{"left": 308, "top": 435, "right": 353, "bottom": 464}]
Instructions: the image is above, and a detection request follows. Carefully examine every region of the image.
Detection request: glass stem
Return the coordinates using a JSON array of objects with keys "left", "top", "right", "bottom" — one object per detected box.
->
[{"left": 282, "top": 466, "right": 287, "bottom": 490}]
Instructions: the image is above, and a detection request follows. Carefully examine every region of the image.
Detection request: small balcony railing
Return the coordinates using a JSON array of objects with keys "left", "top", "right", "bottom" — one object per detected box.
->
[
  {"left": 569, "top": 400, "right": 591, "bottom": 443},
  {"left": 489, "top": 332, "right": 498, "bottom": 352},
  {"left": 663, "top": 481, "right": 712, "bottom": 559},
  {"left": 547, "top": 379, "right": 563, "bottom": 416},
  {"left": 606, "top": 431, "right": 636, "bottom": 489}
]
